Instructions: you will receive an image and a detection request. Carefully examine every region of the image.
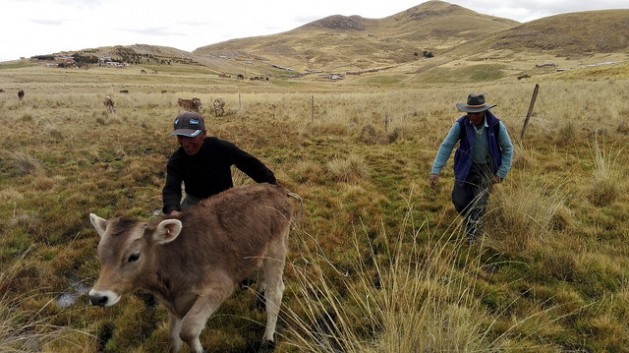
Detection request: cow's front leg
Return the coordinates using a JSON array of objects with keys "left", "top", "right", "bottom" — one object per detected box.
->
[
  {"left": 179, "top": 284, "right": 234, "bottom": 353},
  {"left": 167, "top": 312, "right": 183, "bottom": 353}
]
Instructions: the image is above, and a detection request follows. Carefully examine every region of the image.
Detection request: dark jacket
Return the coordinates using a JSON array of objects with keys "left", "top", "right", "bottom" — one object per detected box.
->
[
  {"left": 453, "top": 111, "right": 502, "bottom": 185},
  {"left": 162, "top": 137, "right": 276, "bottom": 214}
]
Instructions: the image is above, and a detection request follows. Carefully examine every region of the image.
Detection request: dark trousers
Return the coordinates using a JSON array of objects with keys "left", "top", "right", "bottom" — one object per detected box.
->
[{"left": 452, "top": 163, "right": 493, "bottom": 238}]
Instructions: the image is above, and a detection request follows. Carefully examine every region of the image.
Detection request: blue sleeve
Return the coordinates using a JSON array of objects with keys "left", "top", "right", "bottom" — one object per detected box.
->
[
  {"left": 431, "top": 123, "right": 461, "bottom": 175},
  {"left": 496, "top": 121, "right": 513, "bottom": 179}
]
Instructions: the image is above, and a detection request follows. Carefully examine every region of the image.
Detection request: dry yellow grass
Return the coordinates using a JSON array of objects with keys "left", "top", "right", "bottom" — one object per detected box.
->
[{"left": 1, "top": 58, "right": 628, "bottom": 352}]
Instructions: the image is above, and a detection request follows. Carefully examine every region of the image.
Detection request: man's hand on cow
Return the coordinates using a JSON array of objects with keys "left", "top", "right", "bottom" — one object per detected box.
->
[
  {"left": 169, "top": 210, "right": 180, "bottom": 217},
  {"left": 430, "top": 174, "right": 439, "bottom": 189}
]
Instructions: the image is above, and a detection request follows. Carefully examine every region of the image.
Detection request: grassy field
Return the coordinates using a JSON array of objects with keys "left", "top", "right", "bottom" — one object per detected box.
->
[{"left": 1, "top": 60, "right": 628, "bottom": 352}]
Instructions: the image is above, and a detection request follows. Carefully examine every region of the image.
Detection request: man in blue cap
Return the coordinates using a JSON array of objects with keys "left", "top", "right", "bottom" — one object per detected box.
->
[
  {"left": 162, "top": 112, "right": 276, "bottom": 216},
  {"left": 430, "top": 93, "right": 513, "bottom": 243}
]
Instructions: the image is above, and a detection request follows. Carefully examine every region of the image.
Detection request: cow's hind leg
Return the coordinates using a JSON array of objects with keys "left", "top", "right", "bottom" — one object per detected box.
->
[
  {"left": 247, "top": 268, "right": 266, "bottom": 311},
  {"left": 261, "top": 229, "right": 289, "bottom": 346}
]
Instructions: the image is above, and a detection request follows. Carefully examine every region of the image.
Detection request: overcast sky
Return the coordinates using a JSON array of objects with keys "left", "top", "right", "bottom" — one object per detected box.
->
[{"left": 1, "top": 0, "right": 627, "bottom": 62}]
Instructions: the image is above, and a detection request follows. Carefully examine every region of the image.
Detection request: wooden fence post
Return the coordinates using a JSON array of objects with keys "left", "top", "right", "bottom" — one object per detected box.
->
[{"left": 520, "top": 83, "right": 540, "bottom": 140}]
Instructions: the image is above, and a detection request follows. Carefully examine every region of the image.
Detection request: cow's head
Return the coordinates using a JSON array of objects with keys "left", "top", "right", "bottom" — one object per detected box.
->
[{"left": 87, "top": 213, "right": 183, "bottom": 307}]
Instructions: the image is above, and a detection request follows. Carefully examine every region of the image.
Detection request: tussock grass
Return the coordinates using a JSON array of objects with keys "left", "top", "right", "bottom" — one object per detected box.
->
[
  {"left": 586, "top": 134, "right": 623, "bottom": 206},
  {"left": 290, "top": 160, "right": 326, "bottom": 184},
  {"left": 486, "top": 176, "right": 572, "bottom": 253},
  {"left": 283, "top": 210, "right": 570, "bottom": 352},
  {"left": 0, "top": 150, "right": 45, "bottom": 177},
  {"left": 326, "top": 153, "right": 369, "bottom": 183}
]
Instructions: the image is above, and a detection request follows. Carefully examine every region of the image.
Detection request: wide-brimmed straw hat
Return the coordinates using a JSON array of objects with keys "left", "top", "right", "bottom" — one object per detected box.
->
[{"left": 455, "top": 94, "right": 497, "bottom": 113}]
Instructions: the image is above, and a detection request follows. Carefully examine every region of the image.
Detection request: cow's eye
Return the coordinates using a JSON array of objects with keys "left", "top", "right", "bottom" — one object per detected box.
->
[{"left": 128, "top": 253, "right": 140, "bottom": 262}]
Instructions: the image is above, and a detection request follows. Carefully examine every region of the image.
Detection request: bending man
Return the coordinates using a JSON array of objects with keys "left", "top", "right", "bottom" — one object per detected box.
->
[{"left": 162, "top": 112, "right": 276, "bottom": 216}]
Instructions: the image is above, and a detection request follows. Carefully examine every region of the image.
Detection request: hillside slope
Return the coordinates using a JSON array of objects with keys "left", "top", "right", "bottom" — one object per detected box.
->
[
  {"left": 447, "top": 9, "right": 629, "bottom": 57},
  {"left": 192, "top": 0, "right": 518, "bottom": 75}
]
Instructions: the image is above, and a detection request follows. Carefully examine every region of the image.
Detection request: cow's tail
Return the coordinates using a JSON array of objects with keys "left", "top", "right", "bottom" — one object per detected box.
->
[{"left": 286, "top": 189, "right": 304, "bottom": 227}]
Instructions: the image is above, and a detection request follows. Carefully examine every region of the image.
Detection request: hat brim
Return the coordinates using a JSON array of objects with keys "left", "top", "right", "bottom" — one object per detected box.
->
[
  {"left": 170, "top": 129, "right": 203, "bottom": 137},
  {"left": 456, "top": 103, "right": 496, "bottom": 113}
]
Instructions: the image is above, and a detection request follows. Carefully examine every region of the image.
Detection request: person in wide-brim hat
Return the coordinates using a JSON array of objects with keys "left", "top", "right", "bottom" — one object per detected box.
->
[
  {"left": 429, "top": 93, "right": 514, "bottom": 244},
  {"left": 455, "top": 93, "right": 497, "bottom": 113}
]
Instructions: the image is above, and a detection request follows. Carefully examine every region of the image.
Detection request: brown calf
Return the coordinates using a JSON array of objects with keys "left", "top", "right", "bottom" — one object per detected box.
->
[
  {"left": 88, "top": 183, "right": 300, "bottom": 353},
  {"left": 213, "top": 97, "right": 225, "bottom": 117},
  {"left": 103, "top": 96, "right": 115, "bottom": 114},
  {"left": 17, "top": 89, "right": 24, "bottom": 100},
  {"left": 177, "top": 97, "right": 202, "bottom": 112}
]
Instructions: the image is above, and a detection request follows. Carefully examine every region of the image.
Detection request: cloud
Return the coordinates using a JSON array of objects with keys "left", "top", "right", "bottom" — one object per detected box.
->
[
  {"left": 452, "top": 0, "right": 629, "bottom": 22},
  {"left": 124, "top": 26, "right": 186, "bottom": 38},
  {"left": 30, "top": 19, "right": 64, "bottom": 26}
]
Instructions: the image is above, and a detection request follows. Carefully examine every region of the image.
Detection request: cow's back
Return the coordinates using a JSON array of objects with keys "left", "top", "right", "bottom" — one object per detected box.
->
[{"left": 161, "top": 184, "right": 292, "bottom": 284}]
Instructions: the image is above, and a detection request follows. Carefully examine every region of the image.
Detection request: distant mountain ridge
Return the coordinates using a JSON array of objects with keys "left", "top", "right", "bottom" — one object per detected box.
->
[
  {"left": 494, "top": 10, "right": 629, "bottom": 54},
  {"left": 192, "top": 1, "right": 518, "bottom": 75},
  {"left": 30, "top": 1, "right": 629, "bottom": 79}
]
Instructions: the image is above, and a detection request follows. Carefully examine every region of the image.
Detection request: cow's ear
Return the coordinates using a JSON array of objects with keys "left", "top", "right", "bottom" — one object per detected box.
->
[
  {"left": 154, "top": 219, "right": 183, "bottom": 244},
  {"left": 90, "top": 213, "right": 108, "bottom": 238}
]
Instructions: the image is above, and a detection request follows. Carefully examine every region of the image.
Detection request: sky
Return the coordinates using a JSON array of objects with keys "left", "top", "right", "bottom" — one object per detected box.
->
[{"left": 1, "top": 0, "right": 628, "bottom": 62}]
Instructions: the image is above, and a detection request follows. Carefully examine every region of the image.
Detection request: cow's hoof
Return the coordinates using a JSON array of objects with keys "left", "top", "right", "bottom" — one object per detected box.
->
[{"left": 258, "top": 340, "right": 276, "bottom": 353}]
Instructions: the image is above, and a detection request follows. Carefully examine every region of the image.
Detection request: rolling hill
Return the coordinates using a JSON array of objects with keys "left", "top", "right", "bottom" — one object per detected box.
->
[
  {"left": 446, "top": 9, "right": 629, "bottom": 57},
  {"left": 192, "top": 0, "right": 519, "bottom": 75},
  {"left": 22, "top": 1, "right": 629, "bottom": 80}
]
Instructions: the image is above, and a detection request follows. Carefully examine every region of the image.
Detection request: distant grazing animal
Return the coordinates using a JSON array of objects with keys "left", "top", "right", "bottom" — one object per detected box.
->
[
  {"left": 88, "top": 183, "right": 300, "bottom": 353},
  {"left": 119, "top": 89, "right": 129, "bottom": 94},
  {"left": 161, "top": 90, "right": 168, "bottom": 94},
  {"left": 17, "top": 89, "right": 24, "bottom": 100},
  {"left": 0, "top": 89, "right": 5, "bottom": 93},
  {"left": 177, "top": 97, "right": 202, "bottom": 112},
  {"left": 213, "top": 98, "right": 225, "bottom": 117},
  {"left": 103, "top": 96, "right": 116, "bottom": 114}
]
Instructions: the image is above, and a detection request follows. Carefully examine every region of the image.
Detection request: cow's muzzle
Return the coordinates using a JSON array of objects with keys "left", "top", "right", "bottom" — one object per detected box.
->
[
  {"left": 89, "top": 294, "right": 109, "bottom": 306},
  {"left": 88, "top": 289, "right": 121, "bottom": 307}
]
